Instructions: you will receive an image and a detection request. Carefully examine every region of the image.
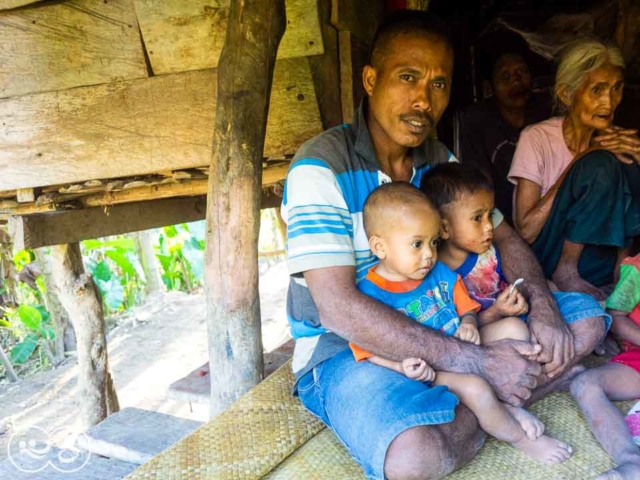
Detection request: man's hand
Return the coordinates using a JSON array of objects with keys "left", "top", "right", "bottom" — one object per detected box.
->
[
  {"left": 593, "top": 127, "right": 640, "bottom": 165},
  {"left": 528, "top": 315, "right": 575, "bottom": 379},
  {"left": 480, "top": 339, "right": 542, "bottom": 406},
  {"left": 494, "top": 288, "right": 529, "bottom": 317},
  {"left": 401, "top": 358, "right": 436, "bottom": 382},
  {"left": 454, "top": 322, "right": 481, "bottom": 345}
]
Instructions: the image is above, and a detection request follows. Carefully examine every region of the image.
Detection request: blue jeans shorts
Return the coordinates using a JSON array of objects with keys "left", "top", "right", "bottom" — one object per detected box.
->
[{"left": 297, "top": 291, "right": 610, "bottom": 480}]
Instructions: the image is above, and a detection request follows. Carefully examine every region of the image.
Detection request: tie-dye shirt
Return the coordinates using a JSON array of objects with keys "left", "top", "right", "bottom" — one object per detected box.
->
[{"left": 455, "top": 244, "right": 508, "bottom": 311}]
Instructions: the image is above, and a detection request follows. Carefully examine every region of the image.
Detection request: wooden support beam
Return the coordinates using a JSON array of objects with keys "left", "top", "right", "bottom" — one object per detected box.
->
[
  {"left": 0, "top": 62, "right": 319, "bottom": 191},
  {"left": 51, "top": 243, "right": 119, "bottom": 429},
  {"left": 338, "top": 31, "right": 355, "bottom": 124},
  {"left": 0, "top": 0, "right": 43, "bottom": 11},
  {"left": 205, "top": 0, "right": 286, "bottom": 416},
  {"left": 9, "top": 192, "right": 283, "bottom": 250}
]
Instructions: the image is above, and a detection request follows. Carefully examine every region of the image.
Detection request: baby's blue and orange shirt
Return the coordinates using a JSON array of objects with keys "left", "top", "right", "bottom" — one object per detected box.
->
[{"left": 350, "top": 261, "right": 481, "bottom": 361}]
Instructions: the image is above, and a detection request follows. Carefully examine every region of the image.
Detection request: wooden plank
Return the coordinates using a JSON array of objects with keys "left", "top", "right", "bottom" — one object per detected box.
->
[
  {"left": 339, "top": 31, "right": 355, "bottom": 124},
  {"left": 16, "top": 188, "right": 34, "bottom": 203},
  {"left": 133, "top": 0, "right": 323, "bottom": 75},
  {"left": 308, "top": 0, "right": 343, "bottom": 129},
  {"left": 331, "top": 0, "right": 383, "bottom": 45},
  {"left": 0, "top": 0, "right": 43, "bottom": 11},
  {"left": 0, "top": 0, "right": 148, "bottom": 99},
  {"left": 10, "top": 191, "right": 283, "bottom": 250},
  {"left": 0, "top": 59, "right": 320, "bottom": 191}
]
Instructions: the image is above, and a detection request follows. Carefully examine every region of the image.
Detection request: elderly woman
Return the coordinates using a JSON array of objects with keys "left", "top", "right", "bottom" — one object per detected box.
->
[{"left": 509, "top": 38, "right": 640, "bottom": 300}]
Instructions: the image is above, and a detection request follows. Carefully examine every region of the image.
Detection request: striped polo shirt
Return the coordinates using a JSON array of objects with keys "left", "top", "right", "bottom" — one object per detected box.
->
[{"left": 281, "top": 101, "right": 502, "bottom": 383}]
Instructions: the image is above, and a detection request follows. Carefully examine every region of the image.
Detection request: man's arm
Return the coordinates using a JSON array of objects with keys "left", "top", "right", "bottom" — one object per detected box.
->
[
  {"left": 493, "top": 221, "right": 575, "bottom": 378},
  {"left": 305, "top": 265, "right": 542, "bottom": 406}
]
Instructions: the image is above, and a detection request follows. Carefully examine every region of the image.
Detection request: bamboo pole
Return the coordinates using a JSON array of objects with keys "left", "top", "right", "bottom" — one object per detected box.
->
[{"left": 204, "top": 0, "right": 286, "bottom": 416}]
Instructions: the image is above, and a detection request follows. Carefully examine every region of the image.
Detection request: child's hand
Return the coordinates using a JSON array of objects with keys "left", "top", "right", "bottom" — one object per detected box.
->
[
  {"left": 494, "top": 287, "right": 529, "bottom": 317},
  {"left": 401, "top": 358, "right": 436, "bottom": 382},
  {"left": 454, "top": 323, "right": 481, "bottom": 345}
]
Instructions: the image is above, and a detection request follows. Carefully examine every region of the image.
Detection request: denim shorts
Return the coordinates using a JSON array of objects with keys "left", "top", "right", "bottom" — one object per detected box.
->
[{"left": 297, "top": 291, "right": 610, "bottom": 480}]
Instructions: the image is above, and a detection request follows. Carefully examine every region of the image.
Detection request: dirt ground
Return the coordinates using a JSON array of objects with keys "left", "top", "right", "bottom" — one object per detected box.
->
[{"left": 0, "top": 260, "right": 292, "bottom": 462}]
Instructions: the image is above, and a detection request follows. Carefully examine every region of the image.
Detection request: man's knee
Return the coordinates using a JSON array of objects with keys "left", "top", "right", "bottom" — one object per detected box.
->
[
  {"left": 384, "top": 407, "right": 484, "bottom": 480},
  {"left": 569, "top": 315, "right": 607, "bottom": 357}
]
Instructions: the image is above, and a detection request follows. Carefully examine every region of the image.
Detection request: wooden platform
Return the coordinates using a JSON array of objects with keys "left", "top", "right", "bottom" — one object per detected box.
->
[{"left": 168, "top": 339, "right": 294, "bottom": 404}]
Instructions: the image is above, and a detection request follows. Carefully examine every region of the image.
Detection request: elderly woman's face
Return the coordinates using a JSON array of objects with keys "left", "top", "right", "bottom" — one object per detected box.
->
[{"left": 571, "top": 63, "right": 624, "bottom": 130}]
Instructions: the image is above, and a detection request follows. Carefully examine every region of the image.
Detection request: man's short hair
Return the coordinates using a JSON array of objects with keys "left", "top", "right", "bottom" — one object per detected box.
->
[
  {"left": 420, "top": 163, "right": 493, "bottom": 210},
  {"left": 369, "top": 10, "right": 452, "bottom": 69},
  {"left": 363, "top": 182, "right": 437, "bottom": 238}
]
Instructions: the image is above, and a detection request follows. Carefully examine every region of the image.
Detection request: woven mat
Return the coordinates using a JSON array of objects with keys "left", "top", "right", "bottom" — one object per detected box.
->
[{"left": 127, "top": 358, "right": 631, "bottom": 479}]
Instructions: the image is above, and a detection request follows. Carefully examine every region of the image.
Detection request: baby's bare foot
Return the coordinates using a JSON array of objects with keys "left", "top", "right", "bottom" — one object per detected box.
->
[
  {"left": 506, "top": 405, "right": 544, "bottom": 440},
  {"left": 512, "top": 434, "right": 572, "bottom": 465},
  {"left": 596, "top": 461, "right": 640, "bottom": 480}
]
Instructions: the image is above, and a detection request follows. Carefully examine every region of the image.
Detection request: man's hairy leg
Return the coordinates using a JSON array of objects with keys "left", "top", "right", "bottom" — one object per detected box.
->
[
  {"left": 384, "top": 405, "right": 485, "bottom": 480},
  {"left": 526, "top": 315, "right": 604, "bottom": 405}
]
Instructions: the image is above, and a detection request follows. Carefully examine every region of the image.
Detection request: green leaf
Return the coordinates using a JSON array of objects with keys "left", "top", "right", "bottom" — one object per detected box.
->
[
  {"left": 95, "top": 278, "right": 125, "bottom": 311},
  {"left": 10, "top": 334, "right": 38, "bottom": 364},
  {"left": 163, "top": 225, "right": 178, "bottom": 238},
  {"left": 12, "top": 250, "right": 33, "bottom": 271},
  {"left": 105, "top": 250, "right": 136, "bottom": 278},
  {"left": 36, "top": 276, "right": 46, "bottom": 293},
  {"left": 38, "top": 325, "right": 55, "bottom": 340},
  {"left": 33, "top": 305, "right": 50, "bottom": 323},
  {"left": 83, "top": 238, "right": 136, "bottom": 252},
  {"left": 18, "top": 304, "right": 42, "bottom": 331},
  {"left": 0, "top": 318, "right": 10, "bottom": 328},
  {"left": 92, "top": 260, "right": 112, "bottom": 282}
]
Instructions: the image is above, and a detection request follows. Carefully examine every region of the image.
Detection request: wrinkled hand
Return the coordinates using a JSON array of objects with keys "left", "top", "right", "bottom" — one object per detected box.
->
[
  {"left": 401, "top": 358, "right": 436, "bottom": 382},
  {"left": 454, "top": 323, "right": 481, "bottom": 345},
  {"left": 593, "top": 127, "right": 640, "bottom": 165},
  {"left": 494, "top": 287, "right": 529, "bottom": 317},
  {"left": 529, "top": 318, "right": 575, "bottom": 379},
  {"left": 481, "top": 339, "right": 542, "bottom": 406}
]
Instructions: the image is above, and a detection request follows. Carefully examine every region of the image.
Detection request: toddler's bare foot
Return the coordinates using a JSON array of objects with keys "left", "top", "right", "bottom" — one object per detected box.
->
[
  {"left": 512, "top": 434, "right": 572, "bottom": 465},
  {"left": 506, "top": 405, "right": 544, "bottom": 440},
  {"left": 596, "top": 461, "right": 640, "bottom": 480}
]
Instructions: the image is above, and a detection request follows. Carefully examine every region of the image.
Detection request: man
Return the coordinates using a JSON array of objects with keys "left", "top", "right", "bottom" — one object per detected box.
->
[
  {"left": 282, "top": 12, "right": 606, "bottom": 480},
  {"left": 461, "top": 36, "right": 551, "bottom": 223}
]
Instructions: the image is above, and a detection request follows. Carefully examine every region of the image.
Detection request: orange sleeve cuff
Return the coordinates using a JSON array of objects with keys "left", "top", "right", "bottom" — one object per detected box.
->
[{"left": 349, "top": 342, "right": 373, "bottom": 362}]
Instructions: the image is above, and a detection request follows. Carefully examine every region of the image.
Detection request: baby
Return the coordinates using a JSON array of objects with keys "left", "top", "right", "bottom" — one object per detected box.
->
[
  {"left": 420, "top": 163, "right": 530, "bottom": 342},
  {"left": 350, "top": 182, "right": 572, "bottom": 465},
  {"left": 571, "top": 254, "right": 640, "bottom": 480}
]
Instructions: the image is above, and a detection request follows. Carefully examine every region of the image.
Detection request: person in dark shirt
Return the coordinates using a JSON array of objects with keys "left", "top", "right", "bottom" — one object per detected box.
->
[{"left": 461, "top": 42, "right": 551, "bottom": 224}]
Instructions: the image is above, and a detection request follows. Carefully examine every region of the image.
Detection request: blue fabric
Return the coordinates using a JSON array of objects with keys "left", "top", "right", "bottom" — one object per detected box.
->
[
  {"left": 297, "top": 349, "right": 459, "bottom": 480},
  {"left": 358, "top": 262, "right": 462, "bottom": 336}
]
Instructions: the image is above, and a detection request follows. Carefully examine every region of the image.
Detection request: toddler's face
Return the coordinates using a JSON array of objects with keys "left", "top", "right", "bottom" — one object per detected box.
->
[
  {"left": 375, "top": 204, "right": 442, "bottom": 281},
  {"left": 443, "top": 189, "right": 495, "bottom": 255}
]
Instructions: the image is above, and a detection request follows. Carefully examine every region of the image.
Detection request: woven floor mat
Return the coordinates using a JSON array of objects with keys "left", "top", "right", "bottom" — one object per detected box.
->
[
  {"left": 126, "top": 362, "right": 324, "bottom": 479},
  {"left": 128, "top": 357, "right": 630, "bottom": 479}
]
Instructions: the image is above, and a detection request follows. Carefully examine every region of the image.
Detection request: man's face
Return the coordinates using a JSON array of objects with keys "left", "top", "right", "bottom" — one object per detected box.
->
[
  {"left": 364, "top": 33, "right": 453, "bottom": 149},
  {"left": 491, "top": 53, "right": 532, "bottom": 111}
]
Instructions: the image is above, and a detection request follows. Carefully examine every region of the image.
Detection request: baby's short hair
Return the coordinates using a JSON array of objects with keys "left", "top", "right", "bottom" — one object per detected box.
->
[
  {"left": 363, "top": 182, "right": 437, "bottom": 238},
  {"left": 420, "top": 163, "right": 493, "bottom": 211}
]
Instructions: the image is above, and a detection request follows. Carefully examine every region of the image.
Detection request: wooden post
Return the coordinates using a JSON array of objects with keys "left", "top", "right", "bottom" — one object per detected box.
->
[
  {"left": 134, "top": 231, "right": 163, "bottom": 296},
  {"left": 51, "top": 243, "right": 119, "bottom": 428},
  {"left": 204, "top": 0, "right": 286, "bottom": 416},
  {"left": 0, "top": 344, "right": 18, "bottom": 383},
  {"left": 34, "top": 248, "right": 76, "bottom": 363}
]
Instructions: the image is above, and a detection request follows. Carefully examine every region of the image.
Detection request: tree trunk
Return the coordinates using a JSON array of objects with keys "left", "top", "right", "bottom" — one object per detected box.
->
[
  {"left": 51, "top": 243, "right": 119, "bottom": 429},
  {"left": 34, "top": 248, "right": 76, "bottom": 364},
  {"left": 204, "top": 0, "right": 286, "bottom": 416},
  {"left": 134, "top": 230, "right": 162, "bottom": 296},
  {"left": 0, "top": 344, "right": 18, "bottom": 382}
]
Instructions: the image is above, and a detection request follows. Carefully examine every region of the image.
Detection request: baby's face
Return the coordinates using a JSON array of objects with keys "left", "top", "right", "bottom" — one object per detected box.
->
[
  {"left": 443, "top": 189, "right": 495, "bottom": 255},
  {"left": 376, "top": 204, "right": 442, "bottom": 282}
]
